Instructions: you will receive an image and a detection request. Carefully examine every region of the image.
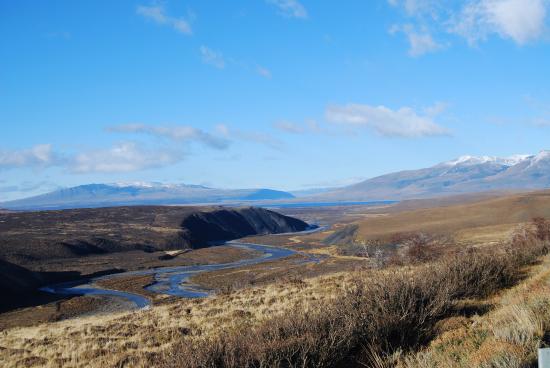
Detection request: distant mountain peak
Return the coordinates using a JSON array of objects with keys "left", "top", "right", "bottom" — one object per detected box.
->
[
  {"left": 110, "top": 182, "right": 213, "bottom": 190},
  {"left": 311, "top": 149, "right": 550, "bottom": 202},
  {"left": 0, "top": 183, "right": 294, "bottom": 210},
  {"left": 439, "top": 154, "right": 531, "bottom": 168}
]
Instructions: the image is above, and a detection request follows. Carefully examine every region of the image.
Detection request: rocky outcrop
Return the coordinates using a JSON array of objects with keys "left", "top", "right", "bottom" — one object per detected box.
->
[{"left": 179, "top": 207, "right": 308, "bottom": 247}]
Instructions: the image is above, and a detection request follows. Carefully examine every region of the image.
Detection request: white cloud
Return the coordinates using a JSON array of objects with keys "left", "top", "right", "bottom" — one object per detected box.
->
[
  {"left": 274, "top": 119, "right": 322, "bottom": 134},
  {"left": 256, "top": 66, "right": 272, "bottom": 78},
  {"left": 325, "top": 103, "right": 449, "bottom": 138},
  {"left": 387, "top": 0, "right": 441, "bottom": 17},
  {"left": 71, "top": 142, "right": 182, "bottom": 173},
  {"left": 0, "top": 144, "right": 57, "bottom": 169},
  {"left": 389, "top": 0, "right": 548, "bottom": 54},
  {"left": 200, "top": 46, "right": 225, "bottom": 69},
  {"left": 107, "top": 124, "right": 229, "bottom": 149},
  {"left": 136, "top": 4, "right": 192, "bottom": 35},
  {"left": 391, "top": 24, "right": 443, "bottom": 56},
  {"left": 406, "top": 30, "right": 441, "bottom": 56},
  {"left": 216, "top": 124, "right": 283, "bottom": 149},
  {"left": 267, "top": 0, "right": 308, "bottom": 19},
  {"left": 451, "top": 0, "right": 547, "bottom": 45}
]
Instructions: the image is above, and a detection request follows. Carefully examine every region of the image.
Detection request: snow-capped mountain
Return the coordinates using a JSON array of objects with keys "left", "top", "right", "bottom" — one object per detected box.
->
[
  {"left": 437, "top": 154, "right": 531, "bottom": 167},
  {"left": 313, "top": 150, "right": 550, "bottom": 201},
  {"left": 0, "top": 183, "right": 295, "bottom": 210}
]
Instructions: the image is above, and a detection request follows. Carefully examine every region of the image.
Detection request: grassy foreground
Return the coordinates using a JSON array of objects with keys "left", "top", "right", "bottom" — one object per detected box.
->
[{"left": 1, "top": 219, "right": 550, "bottom": 367}]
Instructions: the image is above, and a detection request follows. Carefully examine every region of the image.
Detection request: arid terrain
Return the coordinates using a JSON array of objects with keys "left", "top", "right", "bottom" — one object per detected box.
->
[
  {"left": 2, "top": 191, "right": 550, "bottom": 367},
  {"left": 0, "top": 206, "right": 308, "bottom": 313},
  {"left": 5, "top": 1, "right": 549, "bottom": 366}
]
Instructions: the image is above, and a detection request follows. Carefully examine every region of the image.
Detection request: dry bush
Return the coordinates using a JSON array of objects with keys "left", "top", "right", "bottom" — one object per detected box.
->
[
  {"left": 78, "top": 218, "right": 542, "bottom": 368},
  {"left": 533, "top": 217, "right": 550, "bottom": 241},
  {"left": 385, "top": 232, "right": 450, "bottom": 266},
  {"left": 404, "top": 233, "right": 443, "bottom": 264},
  {"left": 158, "top": 221, "right": 550, "bottom": 368},
  {"left": 161, "top": 301, "right": 359, "bottom": 368}
]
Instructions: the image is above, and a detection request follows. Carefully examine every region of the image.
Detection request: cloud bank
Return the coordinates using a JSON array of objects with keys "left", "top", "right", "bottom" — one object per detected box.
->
[
  {"left": 0, "top": 144, "right": 58, "bottom": 169},
  {"left": 389, "top": 0, "right": 548, "bottom": 55},
  {"left": 325, "top": 103, "right": 449, "bottom": 138},
  {"left": 108, "top": 124, "right": 230, "bottom": 150},
  {"left": 71, "top": 142, "right": 182, "bottom": 173}
]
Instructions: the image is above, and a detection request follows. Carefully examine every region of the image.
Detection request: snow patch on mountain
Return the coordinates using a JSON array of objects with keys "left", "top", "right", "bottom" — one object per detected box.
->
[{"left": 439, "top": 154, "right": 531, "bottom": 168}]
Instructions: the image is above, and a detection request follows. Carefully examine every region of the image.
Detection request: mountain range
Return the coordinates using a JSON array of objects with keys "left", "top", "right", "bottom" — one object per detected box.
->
[
  {"left": 313, "top": 150, "right": 550, "bottom": 201},
  {"left": 2, "top": 150, "right": 550, "bottom": 210},
  {"left": 0, "top": 183, "right": 294, "bottom": 210}
]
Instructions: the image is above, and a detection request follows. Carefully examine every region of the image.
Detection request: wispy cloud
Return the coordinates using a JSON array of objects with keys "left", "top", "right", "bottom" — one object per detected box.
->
[
  {"left": 274, "top": 120, "right": 305, "bottom": 134},
  {"left": 200, "top": 46, "right": 225, "bottom": 69},
  {"left": 136, "top": 4, "right": 192, "bottom": 35},
  {"left": 390, "top": 24, "right": 443, "bottom": 56},
  {"left": 267, "top": 0, "right": 308, "bottom": 19},
  {"left": 388, "top": 0, "right": 549, "bottom": 55},
  {"left": 0, "top": 144, "right": 59, "bottom": 170},
  {"left": 71, "top": 142, "right": 183, "bottom": 173},
  {"left": 1, "top": 121, "right": 282, "bottom": 174},
  {"left": 450, "top": 0, "right": 547, "bottom": 45},
  {"left": 387, "top": 0, "right": 443, "bottom": 17},
  {"left": 107, "top": 124, "right": 230, "bottom": 150},
  {"left": 273, "top": 119, "right": 322, "bottom": 134},
  {"left": 325, "top": 103, "right": 450, "bottom": 138},
  {"left": 216, "top": 124, "right": 283, "bottom": 149}
]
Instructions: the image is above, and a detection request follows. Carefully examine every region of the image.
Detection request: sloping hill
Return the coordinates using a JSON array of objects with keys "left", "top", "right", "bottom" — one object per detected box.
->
[
  {"left": 351, "top": 189, "right": 550, "bottom": 244},
  {"left": 0, "top": 206, "right": 309, "bottom": 265}
]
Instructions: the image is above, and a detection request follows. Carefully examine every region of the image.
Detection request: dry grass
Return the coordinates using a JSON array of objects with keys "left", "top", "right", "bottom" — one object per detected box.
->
[
  {"left": 0, "top": 270, "right": 356, "bottom": 367},
  {"left": 154, "top": 222, "right": 550, "bottom": 368},
  {"left": 2, "top": 218, "right": 550, "bottom": 368},
  {"left": 395, "top": 258, "right": 550, "bottom": 368},
  {"left": 354, "top": 190, "right": 550, "bottom": 245}
]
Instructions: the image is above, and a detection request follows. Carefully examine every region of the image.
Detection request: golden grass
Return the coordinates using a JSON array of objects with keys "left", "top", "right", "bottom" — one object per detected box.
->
[
  {"left": 395, "top": 255, "right": 550, "bottom": 368},
  {"left": 3, "top": 195, "right": 550, "bottom": 367},
  {"left": 1, "top": 230, "right": 547, "bottom": 367},
  {"left": 0, "top": 270, "right": 357, "bottom": 368},
  {"left": 355, "top": 190, "right": 550, "bottom": 245}
]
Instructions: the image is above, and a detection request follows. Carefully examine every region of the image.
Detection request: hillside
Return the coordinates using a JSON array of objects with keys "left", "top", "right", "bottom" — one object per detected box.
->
[
  {"left": 0, "top": 183, "right": 295, "bottom": 210},
  {"left": 0, "top": 206, "right": 308, "bottom": 265},
  {"left": 349, "top": 189, "right": 550, "bottom": 245},
  {"left": 312, "top": 151, "right": 550, "bottom": 201},
  {"left": 0, "top": 206, "right": 309, "bottom": 312}
]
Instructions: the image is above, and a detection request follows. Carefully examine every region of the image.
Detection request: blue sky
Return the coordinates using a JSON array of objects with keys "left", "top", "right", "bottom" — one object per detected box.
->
[{"left": 1, "top": 0, "right": 550, "bottom": 200}]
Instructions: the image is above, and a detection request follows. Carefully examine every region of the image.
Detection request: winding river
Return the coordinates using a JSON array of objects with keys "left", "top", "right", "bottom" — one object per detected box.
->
[{"left": 40, "top": 226, "right": 324, "bottom": 309}]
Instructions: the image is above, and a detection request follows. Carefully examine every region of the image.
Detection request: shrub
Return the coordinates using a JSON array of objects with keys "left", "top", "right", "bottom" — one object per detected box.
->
[
  {"left": 533, "top": 217, "right": 550, "bottom": 241},
  {"left": 158, "top": 219, "right": 550, "bottom": 368}
]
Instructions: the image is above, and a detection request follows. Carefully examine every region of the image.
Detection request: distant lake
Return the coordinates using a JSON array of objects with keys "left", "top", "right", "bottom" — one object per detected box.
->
[{"left": 264, "top": 200, "right": 397, "bottom": 209}]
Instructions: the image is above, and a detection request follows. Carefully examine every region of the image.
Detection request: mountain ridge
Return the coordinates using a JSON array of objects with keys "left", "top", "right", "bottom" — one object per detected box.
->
[
  {"left": 4, "top": 151, "right": 550, "bottom": 209},
  {"left": 310, "top": 150, "right": 550, "bottom": 201},
  {"left": 0, "top": 183, "right": 295, "bottom": 210}
]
